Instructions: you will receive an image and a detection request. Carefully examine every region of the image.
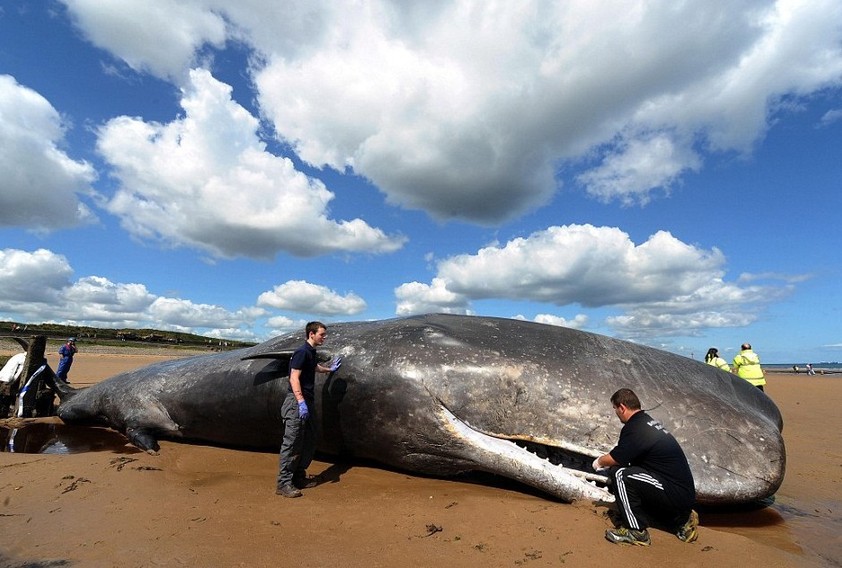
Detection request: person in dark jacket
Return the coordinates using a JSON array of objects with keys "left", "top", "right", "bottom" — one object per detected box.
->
[{"left": 593, "top": 388, "right": 698, "bottom": 546}]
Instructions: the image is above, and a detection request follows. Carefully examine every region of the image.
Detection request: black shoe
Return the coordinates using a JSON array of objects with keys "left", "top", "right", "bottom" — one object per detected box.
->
[{"left": 276, "top": 484, "right": 302, "bottom": 498}]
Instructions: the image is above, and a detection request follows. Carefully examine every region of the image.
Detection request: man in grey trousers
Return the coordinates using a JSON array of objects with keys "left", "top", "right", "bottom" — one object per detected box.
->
[{"left": 276, "top": 321, "right": 341, "bottom": 498}]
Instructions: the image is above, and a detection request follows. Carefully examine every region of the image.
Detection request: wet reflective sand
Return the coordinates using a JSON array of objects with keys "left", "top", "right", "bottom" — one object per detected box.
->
[{"left": 1, "top": 421, "right": 136, "bottom": 454}]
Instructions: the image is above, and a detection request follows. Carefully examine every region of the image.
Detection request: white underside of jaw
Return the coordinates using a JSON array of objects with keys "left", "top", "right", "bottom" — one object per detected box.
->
[{"left": 438, "top": 404, "right": 614, "bottom": 503}]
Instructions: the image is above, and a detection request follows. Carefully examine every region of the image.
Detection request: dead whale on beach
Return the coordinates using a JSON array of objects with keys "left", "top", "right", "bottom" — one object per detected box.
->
[{"left": 38, "top": 314, "right": 783, "bottom": 505}]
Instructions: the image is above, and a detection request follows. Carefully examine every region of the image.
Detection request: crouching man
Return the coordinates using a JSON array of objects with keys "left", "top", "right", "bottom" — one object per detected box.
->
[{"left": 593, "top": 388, "right": 699, "bottom": 546}]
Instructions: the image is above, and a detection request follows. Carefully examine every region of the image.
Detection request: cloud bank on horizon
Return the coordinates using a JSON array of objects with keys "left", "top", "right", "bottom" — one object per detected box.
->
[{"left": 1, "top": 1, "right": 840, "bottom": 360}]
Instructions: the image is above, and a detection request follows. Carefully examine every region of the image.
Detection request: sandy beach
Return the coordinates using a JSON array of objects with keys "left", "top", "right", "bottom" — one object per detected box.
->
[{"left": 1, "top": 348, "right": 840, "bottom": 567}]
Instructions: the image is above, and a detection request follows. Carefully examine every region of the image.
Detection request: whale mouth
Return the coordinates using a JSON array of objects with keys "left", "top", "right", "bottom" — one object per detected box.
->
[
  {"left": 438, "top": 402, "right": 613, "bottom": 502},
  {"left": 513, "top": 439, "right": 604, "bottom": 479}
]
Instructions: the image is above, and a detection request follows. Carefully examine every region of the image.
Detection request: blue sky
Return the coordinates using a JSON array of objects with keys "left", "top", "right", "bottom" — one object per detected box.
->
[{"left": 1, "top": 1, "right": 840, "bottom": 364}]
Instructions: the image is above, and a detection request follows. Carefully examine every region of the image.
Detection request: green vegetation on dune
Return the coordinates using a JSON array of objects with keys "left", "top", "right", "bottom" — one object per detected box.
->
[{"left": 0, "top": 321, "right": 257, "bottom": 366}]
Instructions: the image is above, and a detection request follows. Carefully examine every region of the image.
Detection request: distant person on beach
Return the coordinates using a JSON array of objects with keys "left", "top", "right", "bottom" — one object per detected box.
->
[
  {"left": 806, "top": 363, "right": 816, "bottom": 376},
  {"left": 733, "top": 343, "right": 766, "bottom": 391},
  {"left": 704, "top": 348, "right": 731, "bottom": 372},
  {"left": 56, "top": 337, "right": 77, "bottom": 382},
  {"left": 593, "top": 388, "right": 698, "bottom": 547},
  {"left": 276, "top": 321, "right": 342, "bottom": 498}
]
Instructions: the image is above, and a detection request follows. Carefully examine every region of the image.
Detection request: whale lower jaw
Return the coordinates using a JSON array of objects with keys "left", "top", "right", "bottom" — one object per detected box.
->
[{"left": 438, "top": 404, "right": 614, "bottom": 503}]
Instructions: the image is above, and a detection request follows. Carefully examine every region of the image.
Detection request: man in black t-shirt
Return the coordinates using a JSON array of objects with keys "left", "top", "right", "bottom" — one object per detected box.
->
[
  {"left": 592, "top": 388, "right": 699, "bottom": 546},
  {"left": 276, "top": 321, "right": 341, "bottom": 498}
]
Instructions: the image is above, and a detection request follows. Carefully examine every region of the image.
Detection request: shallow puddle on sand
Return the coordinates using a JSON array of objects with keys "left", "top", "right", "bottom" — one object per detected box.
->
[
  {"left": 694, "top": 494, "right": 841, "bottom": 562},
  {"left": 0, "top": 422, "right": 134, "bottom": 454}
]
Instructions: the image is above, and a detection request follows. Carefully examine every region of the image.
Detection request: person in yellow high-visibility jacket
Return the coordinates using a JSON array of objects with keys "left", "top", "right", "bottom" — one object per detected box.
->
[
  {"left": 704, "top": 347, "right": 731, "bottom": 372},
  {"left": 733, "top": 343, "right": 766, "bottom": 391}
]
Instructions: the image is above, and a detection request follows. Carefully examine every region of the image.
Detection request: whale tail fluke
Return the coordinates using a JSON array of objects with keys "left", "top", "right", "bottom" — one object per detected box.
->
[
  {"left": 2, "top": 335, "right": 80, "bottom": 418},
  {"left": 14, "top": 335, "right": 81, "bottom": 413}
]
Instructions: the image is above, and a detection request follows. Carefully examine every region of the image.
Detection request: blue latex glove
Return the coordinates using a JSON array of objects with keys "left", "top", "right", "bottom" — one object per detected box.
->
[
  {"left": 297, "top": 400, "right": 309, "bottom": 421},
  {"left": 328, "top": 356, "right": 342, "bottom": 372}
]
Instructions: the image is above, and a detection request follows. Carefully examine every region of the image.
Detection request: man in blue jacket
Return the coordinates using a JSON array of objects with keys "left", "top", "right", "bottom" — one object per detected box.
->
[{"left": 57, "top": 338, "right": 77, "bottom": 382}]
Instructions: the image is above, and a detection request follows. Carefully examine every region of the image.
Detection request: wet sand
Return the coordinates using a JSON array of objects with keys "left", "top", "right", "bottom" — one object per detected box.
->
[{"left": 1, "top": 350, "right": 840, "bottom": 567}]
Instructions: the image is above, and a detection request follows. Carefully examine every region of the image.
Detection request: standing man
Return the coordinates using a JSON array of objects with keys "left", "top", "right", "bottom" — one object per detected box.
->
[
  {"left": 733, "top": 343, "right": 766, "bottom": 391},
  {"left": 56, "top": 338, "right": 77, "bottom": 382},
  {"left": 593, "top": 388, "right": 698, "bottom": 546},
  {"left": 276, "top": 321, "right": 341, "bottom": 498}
]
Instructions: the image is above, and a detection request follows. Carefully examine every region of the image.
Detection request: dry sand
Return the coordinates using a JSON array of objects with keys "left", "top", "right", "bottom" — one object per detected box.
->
[{"left": 1, "top": 349, "right": 840, "bottom": 567}]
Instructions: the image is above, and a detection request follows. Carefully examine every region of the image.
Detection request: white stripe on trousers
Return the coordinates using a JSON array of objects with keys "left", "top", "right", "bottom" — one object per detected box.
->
[{"left": 615, "top": 467, "right": 665, "bottom": 530}]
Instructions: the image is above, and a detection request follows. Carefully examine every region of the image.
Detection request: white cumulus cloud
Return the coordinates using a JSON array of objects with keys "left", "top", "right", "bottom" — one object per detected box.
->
[
  {"left": 394, "top": 277, "right": 471, "bottom": 316},
  {"left": 257, "top": 280, "right": 367, "bottom": 316},
  {"left": 0, "top": 75, "right": 97, "bottom": 230},
  {"left": 533, "top": 313, "right": 589, "bottom": 329},
  {"left": 60, "top": 1, "right": 842, "bottom": 223},
  {"left": 62, "top": 0, "right": 228, "bottom": 80},
  {"left": 97, "top": 68, "right": 405, "bottom": 259},
  {"left": 437, "top": 225, "right": 725, "bottom": 306},
  {"left": 397, "top": 224, "right": 791, "bottom": 337},
  {"left": 576, "top": 133, "right": 702, "bottom": 205},
  {"left": 0, "top": 248, "right": 74, "bottom": 304},
  {"left": 0, "top": 248, "right": 259, "bottom": 336}
]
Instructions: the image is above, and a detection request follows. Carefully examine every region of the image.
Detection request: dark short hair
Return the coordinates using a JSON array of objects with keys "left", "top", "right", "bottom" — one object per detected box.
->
[
  {"left": 741, "top": 343, "right": 751, "bottom": 350},
  {"left": 305, "top": 321, "right": 326, "bottom": 339},
  {"left": 610, "top": 388, "right": 641, "bottom": 410}
]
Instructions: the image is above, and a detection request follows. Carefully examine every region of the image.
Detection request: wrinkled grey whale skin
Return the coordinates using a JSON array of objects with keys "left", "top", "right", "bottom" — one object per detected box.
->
[{"left": 50, "top": 314, "right": 784, "bottom": 505}]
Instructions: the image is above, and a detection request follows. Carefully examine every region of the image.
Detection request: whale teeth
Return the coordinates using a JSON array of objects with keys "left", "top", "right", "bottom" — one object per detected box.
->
[{"left": 513, "top": 439, "right": 592, "bottom": 472}]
